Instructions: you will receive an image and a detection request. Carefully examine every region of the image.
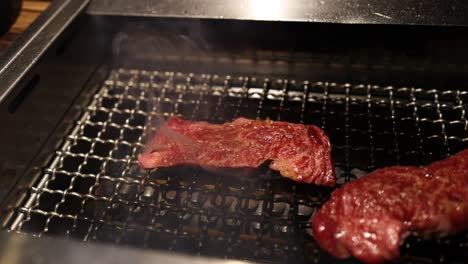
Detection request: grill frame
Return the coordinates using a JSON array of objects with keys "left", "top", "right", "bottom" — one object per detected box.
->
[
  {"left": 5, "top": 68, "right": 467, "bottom": 263},
  {"left": 1, "top": 4, "right": 468, "bottom": 263}
]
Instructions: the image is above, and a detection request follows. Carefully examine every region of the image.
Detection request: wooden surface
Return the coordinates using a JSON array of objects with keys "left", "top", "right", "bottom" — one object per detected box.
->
[{"left": 0, "top": 0, "right": 51, "bottom": 53}]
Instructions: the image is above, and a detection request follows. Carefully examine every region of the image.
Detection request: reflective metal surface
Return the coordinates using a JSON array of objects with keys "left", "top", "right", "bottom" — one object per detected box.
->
[
  {"left": 0, "top": 231, "right": 254, "bottom": 264},
  {"left": 88, "top": 0, "right": 468, "bottom": 26},
  {"left": 0, "top": 0, "right": 89, "bottom": 104}
]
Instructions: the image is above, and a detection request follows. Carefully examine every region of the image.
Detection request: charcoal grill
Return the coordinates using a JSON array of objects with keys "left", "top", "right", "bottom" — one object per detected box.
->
[{"left": 0, "top": 1, "right": 467, "bottom": 263}]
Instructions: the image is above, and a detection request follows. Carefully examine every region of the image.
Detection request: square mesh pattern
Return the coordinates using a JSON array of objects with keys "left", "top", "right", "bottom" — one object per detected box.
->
[{"left": 8, "top": 68, "right": 468, "bottom": 263}]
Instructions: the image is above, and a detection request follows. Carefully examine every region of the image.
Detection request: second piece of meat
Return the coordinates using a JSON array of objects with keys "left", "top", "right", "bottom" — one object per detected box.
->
[
  {"left": 138, "top": 117, "right": 335, "bottom": 186},
  {"left": 312, "top": 149, "right": 468, "bottom": 263}
]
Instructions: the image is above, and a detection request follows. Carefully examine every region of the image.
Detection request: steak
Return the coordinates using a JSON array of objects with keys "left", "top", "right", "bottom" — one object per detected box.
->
[
  {"left": 138, "top": 117, "right": 335, "bottom": 186},
  {"left": 311, "top": 149, "right": 468, "bottom": 263}
]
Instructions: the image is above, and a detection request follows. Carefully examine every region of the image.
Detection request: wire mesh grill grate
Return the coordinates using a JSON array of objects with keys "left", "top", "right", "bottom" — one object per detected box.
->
[{"left": 8, "top": 68, "right": 468, "bottom": 263}]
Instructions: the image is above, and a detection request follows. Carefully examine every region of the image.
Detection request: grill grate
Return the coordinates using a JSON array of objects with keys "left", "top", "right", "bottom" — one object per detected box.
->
[{"left": 8, "top": 68, "right": 468, "bottom": 263}]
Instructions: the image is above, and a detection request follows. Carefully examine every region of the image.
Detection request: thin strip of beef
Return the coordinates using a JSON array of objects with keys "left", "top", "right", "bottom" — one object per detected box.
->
[
  {"left": 311, "top": 149, "right": 468, "bottom": 263},
  {"left": 138, "top": 117, "right": 335, "bottom": 186}
]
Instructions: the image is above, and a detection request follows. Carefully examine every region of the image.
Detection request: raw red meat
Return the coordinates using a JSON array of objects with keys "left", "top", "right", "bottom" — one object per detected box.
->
[
  {"left": 312, "top": 149, "right": 468, "bottom": 263},
  {"left": 138, "top": 117, "right": 335, "bottom": 186}
]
